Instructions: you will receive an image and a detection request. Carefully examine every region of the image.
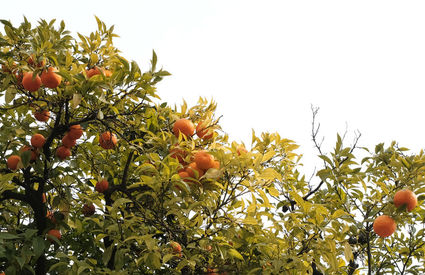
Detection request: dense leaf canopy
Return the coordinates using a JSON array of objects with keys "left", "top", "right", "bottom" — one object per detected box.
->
[{"left": 0, "top": 18, "right": 425, "bottom": 275}]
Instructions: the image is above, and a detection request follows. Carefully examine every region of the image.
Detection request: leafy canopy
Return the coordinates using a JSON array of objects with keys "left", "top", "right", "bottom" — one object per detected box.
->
[{"left": 0, "top": 17, "right": 425, "bottom": 275}]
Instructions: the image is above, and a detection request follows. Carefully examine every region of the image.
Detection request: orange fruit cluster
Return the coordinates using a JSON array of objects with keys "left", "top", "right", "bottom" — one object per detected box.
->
[
  {"left": 373, "top": 189, "right": 418, "bottom": 238},
  {"left": 56, "top": 125, "right": 84, "bottom": 160},
  {"left": 6, "top": 143, "right": 41, "bottom": 170},
  {"left": 173, "top": 118, "right": 216, "bottom": 140},
  {"left": 177, "top": 150, "right": 220, "bottom": 185},
  {"left": 21, "top": 66, "right": 62, "bottom": 92},
  {"left": 170, "top": 118, "right": 220, "bottom": 189}
]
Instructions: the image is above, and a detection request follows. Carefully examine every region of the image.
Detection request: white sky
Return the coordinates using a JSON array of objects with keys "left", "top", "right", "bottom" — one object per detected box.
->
[{"left": 2, "top": 1, "right": 425, "bottom": 173}]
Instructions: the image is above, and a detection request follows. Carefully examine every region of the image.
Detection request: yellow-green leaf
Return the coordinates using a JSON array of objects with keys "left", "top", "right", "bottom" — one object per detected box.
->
[
  {"left": 228, "top": 248, "right": 244, "bottom": 260},
  {"left": 332, "top": 209, "right": 348, "bottom": 219},
  {"left": 344, "top": 242, "right": 353, "bottom": 261},
  {"left": 268, "top": 186, "right": 280, "bottom": 197},
  {"left": 290, "top": 190, "right": 305, "bottom": 210},
  {"left": 262, "top": 150, "right": 275, "bottom": 163},
  {"left": 71, "top": 93, "right": 82, "bottom": 108},
  {"left": 257, "top": 189, "right": 271, "bottom": 208},
  {"left": 243, "top": 216, "right": 257, "bottom": 225}
]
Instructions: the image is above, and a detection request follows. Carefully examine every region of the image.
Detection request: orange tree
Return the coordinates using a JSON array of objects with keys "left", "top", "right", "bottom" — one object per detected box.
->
[{"left": 1, "top": 18, "right": 425, "bottom": 275}]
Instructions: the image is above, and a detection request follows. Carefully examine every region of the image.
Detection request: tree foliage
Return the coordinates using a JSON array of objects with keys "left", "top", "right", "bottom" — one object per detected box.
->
[{"left": 0, "top": 18, "right": 425, "bottom": 275}]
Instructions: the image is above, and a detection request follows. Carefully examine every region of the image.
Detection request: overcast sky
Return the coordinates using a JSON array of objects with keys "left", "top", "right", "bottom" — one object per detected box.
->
[{"left": 2, "top": 1, "right": 425, "bottom": 173}]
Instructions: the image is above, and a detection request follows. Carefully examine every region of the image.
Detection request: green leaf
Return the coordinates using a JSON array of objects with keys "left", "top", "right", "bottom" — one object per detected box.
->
[
  {"left": 260, "top": 168, "right": 282, "bottom": 182},
  {"left": 77, "top": 265, "right": 90, "bottom": 275},
  {"left": 32, "top": 236, "right": 45, "bottom": 258},
  {"left": 268, "top": 186, "right": 280, "bottom": 197},
  {"left": 318, "top": 155, "right": 333, "bottom": 166},
  {"left": 163, "top": 253, "right": 175, "bottom": 264},
  {"left": 247, "top": 193, "right": 257, "bottom": 213},
  {"left": 332, "top": 209, "right": 349, "bottom": 219},
  {"left": 0, "top": 232, "right": 19, "bottom": 240},
  {"left": 97, "top": 109, "right": 104, "bottom": 120},
  {"left": 257, "top": 189, "right": 271, "bottom": 208},
  {"left": 228, "top": 248, "right": 244, "bottom": 260},
  {"left": 114, "top": 248, "right": 125, "bottom": 270},
  {"left": 5, "top": 86, "right": 17, "bottom": 104},
  {"left": 151, "top": 50, "right": 157, "bottom": 72},
  {"left": 344, "top": 242, "right": 353, "bottom": 261},
  {"left": 21, "top": 150, "right": 31, "bottom": 167},
  {"left": 243, "top": 216, "right": 257, "bottom": 225},
  {"left": 156, "top": 70, "right": 171, "bottom": 76},
  {"left": 71, "top": 94, "right": 82, "bottom": 108},
  {"left": 48, "top": 262, "right": 68, "bottom": 273},
  {"left": 102, "top": 245, "right": 114, "bottom": 266},
  {"left": 176, "top": 259, "right": 189, "bottom": 271},
  {"left": 16, "top": 256, "right": 25, "bottom": 268},
  {"left": 289, "top": 190, "right": 305, "bottom": 210},
  {"left": 23, "top": 229, "right": 38, "bottom": 240},
  {"left": 90, "top": 53, "right": 98, "bottom": 64},
  {"left": 262, "top": 150, "right": 275, "bottom": 163},
  {"left": 145, "top": 252, "right": 161, "bottom": 269}
]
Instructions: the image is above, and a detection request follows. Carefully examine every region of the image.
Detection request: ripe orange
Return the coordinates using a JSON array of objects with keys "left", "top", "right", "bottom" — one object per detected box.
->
[
  {"left": 31, "top": 134, "right": 46, "bottom": 148},
  {"left": 173, "top": 118, "right": 195, "bottom": 138},
  {"left": 194, "top": 151, "right": 214, "bottom": 170},
  {"left": 41, "top": 67, "right": 62, "bottom": 88},
  {"left": 82, "top": 203, "right": 96, "bottom": 217},
  {"left": 95, "top": 179, "right": 109, "bottom": 193},
  {"left": 99, "top": 131, "right": 117, "bottom": 149},
  {"left": 68, "top": 124, "right": 83, "bottom": 139},
  {"left": 394, "top": 189, "right": 417, "bottom": 212},
  {"left": 196, "top": 121, "right": 214, "bottom": 140},
  {"left": 86, "top": 67, "right": 101, "bottom": 78},
  {"left": 47, "top": 229, "right": 61, "bottom": 242},
  {"left": 7, "top": 155, "right": 21, "bottom": 170},
  {"left": 20, "top": 146, "right": 38, "bottom": 161},
  {"left": 186, "top": 162, "right": 204, "bottom": 179},
  {"left": 86, "top": 67, "right": 111, "bottom": 78},
  {"left": 169, "top": 146, "right": 187, "bottom": 164},
  {"left": 178, "top": 171, "right": 191, "bottom": 183},
  {"left": 62, "top": 134, "right": 77, "bottom": 148},
  {"left": 42, "top": 193, "right": 47, "bottom": 203},
  {"left": 22, "top": 72, "right": 41, "bottom": 92},
  {"left": 211, "top": 160, "right": 220, "bottom": 169},
  {"left": 170, "top": 241, "right": 182, "bottom": 253},
  {"left": 34, "top": 109, "right": 50, "bottom": 122},
  {"left": 373, "top": 215, "right": 396, "bottom": 238},
  {"left": 56, "top": 146, "right": 71, "bottom": 160}
]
